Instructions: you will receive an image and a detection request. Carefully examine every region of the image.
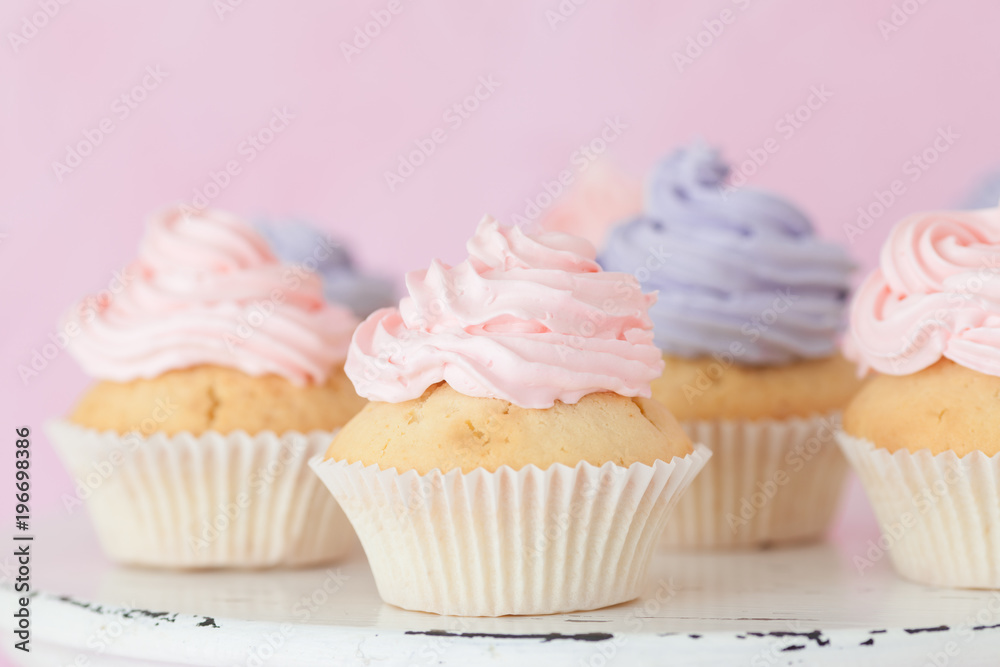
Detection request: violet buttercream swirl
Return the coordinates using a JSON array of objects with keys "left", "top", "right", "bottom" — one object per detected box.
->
[
  {"left": 345, "top": 216, "right": 664, "bottom": 408},
  {"left": 64, "top": 207, "right": 358, "bottom": 385},
  {"left": 598, "top": 142, "right": 854, "bottom": 364}
]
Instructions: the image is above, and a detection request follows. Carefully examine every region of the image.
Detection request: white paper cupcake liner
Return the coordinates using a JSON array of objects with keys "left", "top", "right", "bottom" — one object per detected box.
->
[
  {"left": 837, "top": 432, "right": 1000, "bottom": 589},
  {"left": 47, "top": 420, "right": 354, "bottom": 569},
  {"left": 660, "top": 413, "right": 847, "bottom": 549},
  {"left": 310, "top": 445, "right": 711, "bottom": 616}
]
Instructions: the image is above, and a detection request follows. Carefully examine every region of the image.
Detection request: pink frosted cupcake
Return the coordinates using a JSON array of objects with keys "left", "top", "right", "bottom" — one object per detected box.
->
[
  {"left": 311, "top": 216, "right": 710, "bottom": 616},
  {"left": 48, "top": 206, "right": 365, "bottom": 568},
  {"left": 840, "top": 204, "right": 1000, "bottom": 588}
]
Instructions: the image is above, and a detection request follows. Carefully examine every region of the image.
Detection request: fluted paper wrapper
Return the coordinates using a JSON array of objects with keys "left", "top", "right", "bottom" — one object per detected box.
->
[
  {"left": 310, "top": 445, "right": 711, "bottom": 616},
  {"left": 660, "top": 413, "right": 847, "bottom": 549},
  {"left": 837, "top": 432, "right": 1000, "bottom": 589},
  {"left": 47, "top": 420, "right": 353, "bottom": 569}
]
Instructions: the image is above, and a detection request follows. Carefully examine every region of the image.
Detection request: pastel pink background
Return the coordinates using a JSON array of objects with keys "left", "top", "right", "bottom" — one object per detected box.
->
[{"left": 3, "top": 1, "right": 999, "bottom": 541}]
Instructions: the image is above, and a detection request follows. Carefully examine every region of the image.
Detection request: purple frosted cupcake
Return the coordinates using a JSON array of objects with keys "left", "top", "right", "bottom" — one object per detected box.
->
[{"left": 599, "top": 143, "right": 863, "bottom": 548}]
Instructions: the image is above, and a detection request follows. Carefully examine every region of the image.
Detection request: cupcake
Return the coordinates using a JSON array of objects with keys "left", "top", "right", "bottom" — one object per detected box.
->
[
  {"left": 310, "top": 216, "right": 710, "bottom": 616},
  {"left": 839, "top": 205, "right": 1000, "bottom": 589},
  {"left": 48, "top": 207, "right": 366, "bottom": 568},
  {"left": 598, "top": 142, "right": 862, "bottom": 548},
  {"left": 255, "top": 220, "right": 395, "bottom": 317}
]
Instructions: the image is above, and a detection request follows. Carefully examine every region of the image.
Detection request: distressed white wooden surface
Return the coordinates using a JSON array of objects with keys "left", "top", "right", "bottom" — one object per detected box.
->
[{"left": 4, "top": 517, "right": 1000, "bottom": 666}]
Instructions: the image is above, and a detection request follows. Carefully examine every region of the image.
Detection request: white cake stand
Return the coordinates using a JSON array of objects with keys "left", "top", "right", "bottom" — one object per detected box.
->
[{"left": 3, "top": 516, "right": 999, "bottom": 666}]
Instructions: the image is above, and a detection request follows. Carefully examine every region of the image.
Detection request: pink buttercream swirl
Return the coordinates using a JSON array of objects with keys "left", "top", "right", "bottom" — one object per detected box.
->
[
  {"left": 65, "top": 207, "right": 358, "bottom": 385},
  {"left": 345, "top": 216, "right": 664, "bottom": 408},
  {"left": 847, "top": 206, "right": 1000, "bottom": 377}
]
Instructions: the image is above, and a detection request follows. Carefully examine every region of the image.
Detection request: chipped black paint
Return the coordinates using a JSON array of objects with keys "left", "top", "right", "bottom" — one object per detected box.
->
[
  {"left": 745, "top": 630, "right": 830, "bottom": 648},
  {"left": 904, "top": 625, "right": 949, "bottom": 634},
  {"left": 973, "top": 623, "right": 1000, "bottom": 631},
  {"left": 54, "top": 595, "right": 219, "bottom": 630},
  {"left": 56, "top": 596, "right": 102, "bottom": 611},
  {"left": 39, "top": 587, "right": 990, "bottom": 656},
  {"left": 405, "top": 630, "right": 613, "bottom": 643},
  {"left": 123, "top": 609, "right": 172, "bottom": 621}
]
